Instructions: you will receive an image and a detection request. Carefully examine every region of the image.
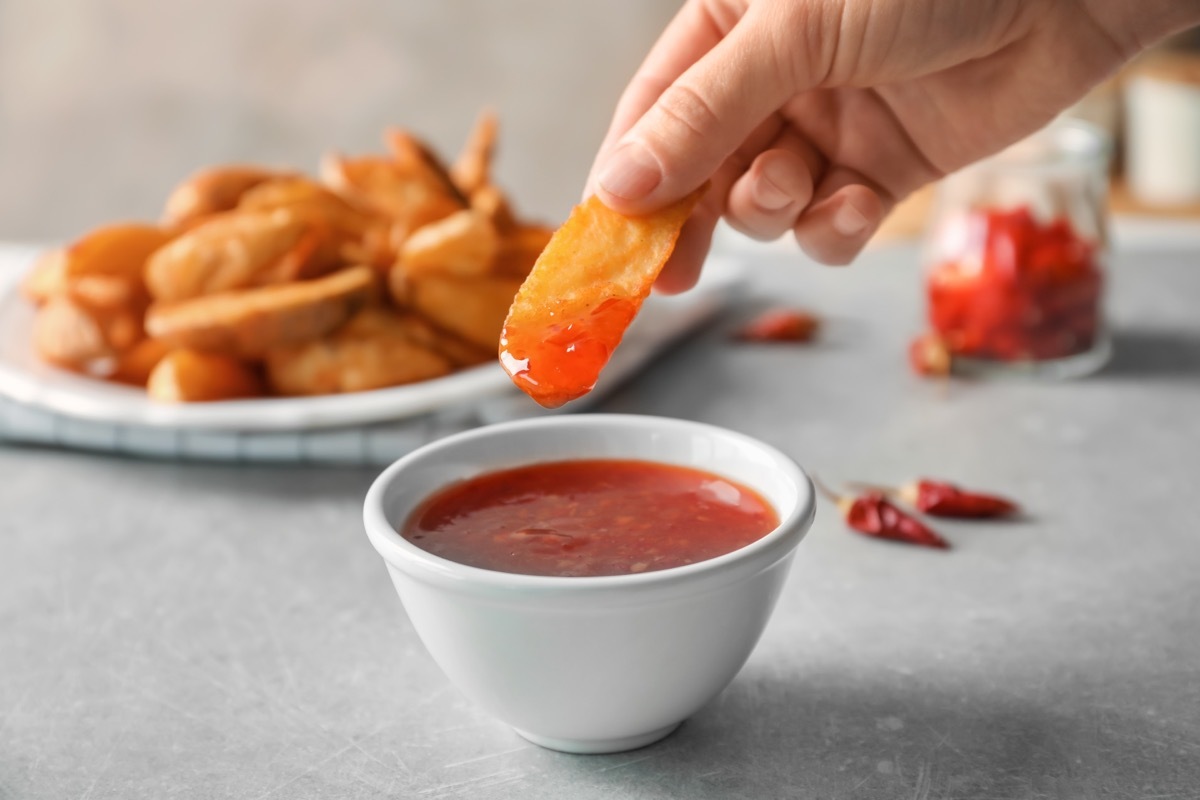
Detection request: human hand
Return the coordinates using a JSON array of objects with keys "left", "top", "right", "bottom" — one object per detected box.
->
[{"left": 586, "top": 0, "right": 1200, "bottom": 292}]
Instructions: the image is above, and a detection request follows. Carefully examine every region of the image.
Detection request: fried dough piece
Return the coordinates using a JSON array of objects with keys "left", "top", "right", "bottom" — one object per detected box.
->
[
  {"left": 145, "top": 209, "right": 338, "bottom": 302},
  {"left": 162, "top": 165, "right": 288, "bottom": 227},
  {"left": 265, "top": 307, "right": 452, "bottom": 395},
  {"left": 450, "top": 110, "right": 498, "bottom": 197},
  {"left": 394, "top": 273, "right": 522, "bottom": 352},
  {"left": 147, "top": 349, "right": 264, "bottom": 402},
  {"left": 499, "top": 187, "right": 705, "bottom": 407},
  {"left": 396, "top": 209, "right": 498, "bottom": 279},
  {"left": 145, "top": 266, "right": 377, "bottom": 358}
]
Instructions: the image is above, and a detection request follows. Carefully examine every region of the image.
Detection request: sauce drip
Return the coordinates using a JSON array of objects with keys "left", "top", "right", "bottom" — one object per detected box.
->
[{"left": 499, "top": 296, "right": 637, "bottom": 408}]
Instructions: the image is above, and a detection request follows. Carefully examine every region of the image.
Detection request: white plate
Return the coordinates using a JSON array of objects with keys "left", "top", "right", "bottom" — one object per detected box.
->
[{"left": 0, "top": 248, "right": 744, "bottom": 431}]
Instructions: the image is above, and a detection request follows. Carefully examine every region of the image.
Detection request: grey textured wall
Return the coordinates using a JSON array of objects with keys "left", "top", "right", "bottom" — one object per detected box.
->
[{"left": 0, "top": 0, "right": 677, "bottom": 242}]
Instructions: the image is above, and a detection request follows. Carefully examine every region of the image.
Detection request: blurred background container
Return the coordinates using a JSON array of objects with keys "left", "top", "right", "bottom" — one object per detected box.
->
[{"left": 0, "top": 0, "right": 675, "bottom": 242}]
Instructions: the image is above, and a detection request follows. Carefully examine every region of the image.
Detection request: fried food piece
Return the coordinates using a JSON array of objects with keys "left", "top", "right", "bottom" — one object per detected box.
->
[
  {"left": 396, "top": 209, "right": 499, "bottom": 279},
  {"left": 162, "top": 165, "right": 287, "bottom": 227},
  {"left": 144, "top": 209, "right": 338, "bottom": 302},
  {"left": 239, "top": 176, "right": 396, "bottom": 269},
  {"left": 145, "top": 266, "right": 377, "bottom": 358},
  {"left": 147, "top": 349, "right": 264, "bottom": 402},
  {"left": 381, "top": 312, "right": 491, "bottom": 367},
  {"left": 451, "top": 109, "right": 498, "bottom": 196},
  {"left": 385, "top": 128, "right": 467, "bottom": 204},
  {"left": 265, "top": 307, "right": 452, "bottom": 395},
  {"left": 469, "top": 184, "right": 519, "bottom": 234},
  {"left": 23, "top": 224, "right": 172, "bottom": 305},
  {"left": 394, "top": 273, "right": 522, "bottom": 352},
  {"left": 320, "top": 152, "right": 462, "bottom": 234},
  {"left": 238, "top": 177, "right": 373, "bottom": 234},
  {"left": 493, "top": 223, "right": 554, "bottom": 279},
  {"left": 110, "top": 338, "right": 172, "bottom": 386},
  {"left": 21, "top": 249, "right": 69, "bottom": 305},
  {"left": 499, "top": 187, "right": 706, "bottom": 407},
  {"left": 32, "top": 295, "right": 142, "bottom": 369},
  {"left": 33, "top": 297, "right": 112, "bottom": 368}
]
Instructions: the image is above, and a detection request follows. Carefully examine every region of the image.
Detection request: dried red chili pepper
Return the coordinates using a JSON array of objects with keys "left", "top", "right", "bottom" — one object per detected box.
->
[
  {"left": 734, "top": 309, "right": 820, "bottom": 343},
  {"left": 851, "top": 479, "right": 1019, "bottom": 519},
  {"left": 909, "top": 332, "right": 952, "bottom": 377},
  {"left": 815, "top": 479, "right": 949, "bottom": 549}
]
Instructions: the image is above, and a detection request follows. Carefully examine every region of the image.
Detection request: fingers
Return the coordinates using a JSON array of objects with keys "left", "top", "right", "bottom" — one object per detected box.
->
[
  {"left": 724, "top": 131, "right": 823, "bottom": 241},
  {"left": 792, "top": 168, "right": 891, "bottom": 266},
  {"left": 654, "top": 202, "right": 721, "bottom": 294},
  {"left": 585, "top": 1, "right": 733, "bottom": 198},
  {"left": 594, "top": 13, "right": 797, "bottom": 214}
]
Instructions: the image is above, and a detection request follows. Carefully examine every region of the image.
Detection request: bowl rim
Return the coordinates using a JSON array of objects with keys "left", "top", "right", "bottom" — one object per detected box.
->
[{"left": 362, "top": 413, "right": 815, "bottom": 595}]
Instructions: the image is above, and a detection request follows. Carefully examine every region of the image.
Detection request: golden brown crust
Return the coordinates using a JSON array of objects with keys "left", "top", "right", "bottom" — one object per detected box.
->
[
  {"left": 146, "top": 349, "right": 264, "bottom": 402},
  {"left": 145, "top": 266, "right": 377, "bottom": 358},
  {"left": 265, "top": 307, "right": 452, "bottom": 395}
]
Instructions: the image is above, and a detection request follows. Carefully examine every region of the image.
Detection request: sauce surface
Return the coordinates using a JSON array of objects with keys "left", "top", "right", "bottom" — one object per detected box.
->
[{"left": 401, "top": 459, "right": 779, "bottom": 577}]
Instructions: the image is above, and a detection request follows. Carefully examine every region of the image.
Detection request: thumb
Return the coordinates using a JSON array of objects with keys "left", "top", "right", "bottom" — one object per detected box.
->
[{"left": 594, "top": 15, "right": 797, "bottom": 214}]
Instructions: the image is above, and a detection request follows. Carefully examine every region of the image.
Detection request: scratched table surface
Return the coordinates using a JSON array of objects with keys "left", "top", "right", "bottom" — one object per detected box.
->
[{"left": 3, "top": 229, "right": 1200, "bottom": 799}]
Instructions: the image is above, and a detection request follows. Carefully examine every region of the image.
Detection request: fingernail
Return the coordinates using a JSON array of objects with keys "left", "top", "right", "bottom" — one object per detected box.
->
[
  {"left": 832, "top": 201, "right": 870, "bottom": 237},
  {"left": 597, "top": 140, "right": 662, "bottom": 201},
  {"left": 753, "top": 165, "right": 793, "bottom": 211}
]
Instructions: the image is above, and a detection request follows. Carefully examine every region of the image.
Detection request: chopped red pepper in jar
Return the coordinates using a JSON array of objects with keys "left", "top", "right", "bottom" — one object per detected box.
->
[{"left": 926, "top": 206, "right": 1102, "bottom": 363}]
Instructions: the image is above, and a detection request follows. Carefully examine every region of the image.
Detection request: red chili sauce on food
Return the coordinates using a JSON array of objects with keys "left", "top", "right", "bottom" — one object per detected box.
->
[{"left": 401, "top": 459, "right": 779, "bottom": 577}]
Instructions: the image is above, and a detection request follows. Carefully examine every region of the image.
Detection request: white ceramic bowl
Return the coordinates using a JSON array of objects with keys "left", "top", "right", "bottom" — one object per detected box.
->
[{"left": 363, "top": 414, "right": 815, "bottom": 754}]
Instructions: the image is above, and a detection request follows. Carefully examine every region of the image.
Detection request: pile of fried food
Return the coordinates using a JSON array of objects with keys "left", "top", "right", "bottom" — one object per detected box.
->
[{"left": 22, "top": 113, "right": 554, "bottom": 402}]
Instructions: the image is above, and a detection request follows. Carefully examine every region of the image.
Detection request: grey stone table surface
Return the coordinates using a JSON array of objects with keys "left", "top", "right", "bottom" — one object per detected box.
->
[{"left": 3, "top": 236, "right": 1199, "bottom": 799}]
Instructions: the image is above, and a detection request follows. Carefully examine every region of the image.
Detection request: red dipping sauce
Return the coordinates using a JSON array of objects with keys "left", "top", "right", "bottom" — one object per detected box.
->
[{"left": 401, "top": 459, "right": 779, "bottom": 577}]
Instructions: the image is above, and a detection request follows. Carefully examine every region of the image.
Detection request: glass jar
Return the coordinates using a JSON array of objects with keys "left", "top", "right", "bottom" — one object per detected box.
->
[{"left": 922, "top": 120, "right": 1112, "bottom": 378}]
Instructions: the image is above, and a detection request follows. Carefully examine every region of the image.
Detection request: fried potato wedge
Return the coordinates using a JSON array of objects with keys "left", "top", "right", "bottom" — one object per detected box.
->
[
  {"left": 110, "top": 337, "right": 172, "bottom": 386},
  {"left": 450, "top": 109, "right": 498, "bottom": 196},
  {"left": 21, "top": 249, "right": 69, "bottom": 305},
  {"left": 238, "top": 177, "right": 373, "bottom": 235},
  {"left": 147, "top": 349, "right": 264, "bottom": 402},
  {"left": 24, "top": 223, "right": 169, "bottom": 305},
  {"left": 145, "top": 209, "right": 338, "bottom": 302},
  {"left": 396, "top": 209, "right": 498, "bottom": 279},
  {"left": 469, "top": 184, "right": 518, "bottom": 233},
  {"left": 33, "top": 297, "right": 113, "bottom": 368},
  {"left": 376, "top": 311, "right": 491, "bottom": 368},
  {"left": 320, "top": 153, "right": 462, "bottom": 233},
  {"left": 493, "top": 223, "right": 554, "bottom": 279},
  {"left": 145, "top": 266, "right": 377, "bottom": 358},
  {"left": 265, "top": 307, "right": 452, "bottom": 395},
  {"left": 395, "top": 273, "right": 522, "bottom": 352},
  {"left": 163, "top": 165, "right": 288, "bottom": 227},
  {"left": 499, "top": 188, "right": 705, "bottom": 407}
]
